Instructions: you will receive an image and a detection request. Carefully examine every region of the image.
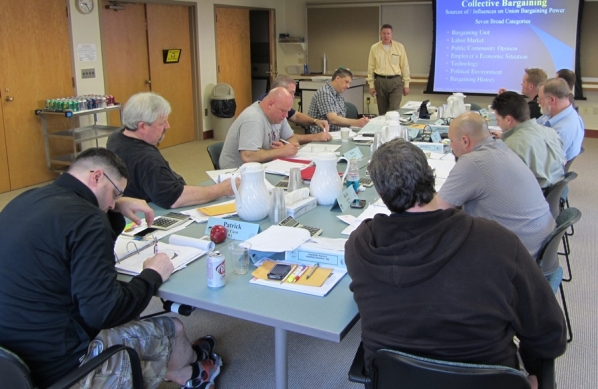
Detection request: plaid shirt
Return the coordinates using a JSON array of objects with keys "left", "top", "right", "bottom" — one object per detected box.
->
[{"left": 307, "top": 81, "right": 346, "bottom": 133}]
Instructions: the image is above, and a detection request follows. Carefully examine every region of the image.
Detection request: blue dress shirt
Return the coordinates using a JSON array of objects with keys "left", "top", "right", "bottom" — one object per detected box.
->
[{"left": 537, "top": 105, "right": 584, "bottom": 161}]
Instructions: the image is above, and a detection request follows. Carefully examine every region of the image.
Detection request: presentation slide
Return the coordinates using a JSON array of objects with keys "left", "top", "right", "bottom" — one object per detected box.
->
[{"left": 431, "top": 0, "right": 580, "bottom": 94}]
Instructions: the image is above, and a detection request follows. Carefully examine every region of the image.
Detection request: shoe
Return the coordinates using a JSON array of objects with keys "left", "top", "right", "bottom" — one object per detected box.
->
[
  {"left": 191, "top": 335, "right": 216, "bottom": 362},
  {"left": 182, "top": 353, "right": 223, "bottom": 389}
]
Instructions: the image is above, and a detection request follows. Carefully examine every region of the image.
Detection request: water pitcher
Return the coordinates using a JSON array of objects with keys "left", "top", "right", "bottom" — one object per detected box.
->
[
  {"left": 231, "top": 163, "right": 271, "bottom": 221},
  {"left": 309, "top": 153, "right": 350, "bottom": 205}
]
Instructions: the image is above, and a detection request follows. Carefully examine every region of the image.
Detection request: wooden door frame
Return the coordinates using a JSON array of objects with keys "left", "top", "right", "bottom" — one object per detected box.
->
[
  {"left": 214, "top": 5, "right": 277, "bottom": 88},
  {"left": 99, "top": 0, "right": 202, "bottom": 140}
]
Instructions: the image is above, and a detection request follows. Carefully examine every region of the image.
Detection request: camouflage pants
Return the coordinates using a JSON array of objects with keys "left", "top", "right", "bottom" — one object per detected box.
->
[{"left": 71, "top": 317, "right": 176, "bottom": 389}]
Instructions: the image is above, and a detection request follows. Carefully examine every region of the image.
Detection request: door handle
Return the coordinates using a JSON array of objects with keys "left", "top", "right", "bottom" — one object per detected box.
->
[
  {"left": 5, "top": 96, "right": 14, "bottom": 102},
  {"left": 145, "top": 80, "right": 152, "bottom": 85}
]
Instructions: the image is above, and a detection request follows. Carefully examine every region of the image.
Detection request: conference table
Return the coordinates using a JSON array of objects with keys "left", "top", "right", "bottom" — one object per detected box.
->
[{"left": 118, "top": 138, "right": 384, "bottom": 389}]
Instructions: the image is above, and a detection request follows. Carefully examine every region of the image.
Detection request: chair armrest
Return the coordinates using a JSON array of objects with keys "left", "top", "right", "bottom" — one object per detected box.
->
[
  {"left": 47, "top": 345, "right": 143, "bottom": 389},
  {"left": 537, "top": 358, "right": 555, "bottom": 389},
  {"left": 348, "top": 341, "right": 371, "bottom": 385}
]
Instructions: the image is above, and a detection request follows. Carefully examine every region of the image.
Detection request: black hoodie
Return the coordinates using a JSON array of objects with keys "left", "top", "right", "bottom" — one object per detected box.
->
[{"left": 345, "top": 208, "right": 566, "bottom": 375}]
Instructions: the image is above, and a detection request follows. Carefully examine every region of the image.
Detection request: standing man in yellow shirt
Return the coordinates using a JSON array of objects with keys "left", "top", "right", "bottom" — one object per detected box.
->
[{"left": 367, "top": 24, "right": 411, "bottom": 115}]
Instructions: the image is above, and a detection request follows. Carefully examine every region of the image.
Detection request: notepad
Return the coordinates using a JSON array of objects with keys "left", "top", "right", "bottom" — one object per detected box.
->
[{"left": 115, "top": 242, "right": 206, "bottom": 276}]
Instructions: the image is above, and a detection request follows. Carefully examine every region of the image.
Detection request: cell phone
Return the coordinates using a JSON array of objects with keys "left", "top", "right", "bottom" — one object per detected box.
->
[
  {"left": 350, "top": 199, "right": 367, "bottom": 209},
  {"left": 133, "top": 227, "right": 158, "bottom": 237},
  {"left": 362, "top": 133, "right": 375, "bottom": 137},
  {"left": 267, "top": 264, "right": 292, "bottom": 280}
]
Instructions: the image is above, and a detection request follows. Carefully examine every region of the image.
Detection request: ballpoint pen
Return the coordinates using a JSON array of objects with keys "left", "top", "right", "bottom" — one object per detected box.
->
[
  {"left": 280, "top": 139, "right": 290, "bottom": 145},
  {"left": 306, "top": 263, "right": 319, "bottom": 279},
  {"left": 288, "top": 265, "right": 308, "bottom": 283}
]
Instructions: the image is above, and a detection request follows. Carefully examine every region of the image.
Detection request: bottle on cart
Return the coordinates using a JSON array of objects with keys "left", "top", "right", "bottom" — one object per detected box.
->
[{"left": 345, "top": 158, "right": 360, "bottom": 193}]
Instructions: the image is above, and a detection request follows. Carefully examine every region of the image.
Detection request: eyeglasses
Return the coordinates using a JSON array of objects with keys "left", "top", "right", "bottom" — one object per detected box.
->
[{"left": 90, "top": 170, "right": 124, "bottom": 200}]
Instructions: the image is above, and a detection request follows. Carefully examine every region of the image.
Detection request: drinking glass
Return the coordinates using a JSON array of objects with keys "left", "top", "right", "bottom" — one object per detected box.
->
[
  {"left": 229, "top": 242, "right": 252, "bottom": 275},
  {"left": 269, "top": 187, "right": 287, "bottom": 224},
  {"left": 288, "top": 167, "right": 304, "bottom": 192}
]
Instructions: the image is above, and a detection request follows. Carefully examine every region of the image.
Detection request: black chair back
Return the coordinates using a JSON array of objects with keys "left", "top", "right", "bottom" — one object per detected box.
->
[
  {"left": 345, "top": 102, "right": 359, "bottom": 119},
  {"left": 371, "top": 349, "right": 531, "bottom": 389},
  {"left": 536, "top": 207, "right": 581, "bottom": 270},
  {"left": 207, "top": 141, "right": 225, "bottom": 170},
  {"left": 564, "top": 146, "right": 583, "bottom": 173},
  {"left": 543, "top": 171, "right": 577, "bottom": 218},
  {"left": 0, "top": 346, "right": 34, "bottom": 389}
]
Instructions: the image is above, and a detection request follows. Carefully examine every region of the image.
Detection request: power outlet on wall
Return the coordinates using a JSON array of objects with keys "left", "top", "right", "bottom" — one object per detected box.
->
[{"left": 593, "top": 106, "right": 598, "bottom": 115}]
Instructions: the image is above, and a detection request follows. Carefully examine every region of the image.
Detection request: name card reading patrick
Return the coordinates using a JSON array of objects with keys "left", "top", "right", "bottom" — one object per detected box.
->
[
  {"left": 206, "top": 217, "right": 259, "bottom": 241},
  {"left": 330, "top": 186, "right": 358, "bottom": 212},
  {"left": 343, "top": 147, "right": 364, "bottom": 161}
]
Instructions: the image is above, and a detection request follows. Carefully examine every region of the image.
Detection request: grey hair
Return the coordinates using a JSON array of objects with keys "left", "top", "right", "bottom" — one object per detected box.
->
[
  {"left": 123, "top": 92, "right": 172, "bottom": 131},
  {"left": 540, "top": 78, "right": 572, "bottom": 100},
  {"left": 272, "top": 75, "right": 296, "bottom": 89}
]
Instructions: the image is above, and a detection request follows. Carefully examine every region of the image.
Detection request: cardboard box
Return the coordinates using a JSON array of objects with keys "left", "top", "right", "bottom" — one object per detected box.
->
[
  {"left": 412, "top": 142, "right": 450, "bottom": 154},
  {"left": 285, "top": 243, "right": 346, "bottom": 270},
  {"left": 286, "top": 196, "right": 317, "bottom": 218}
]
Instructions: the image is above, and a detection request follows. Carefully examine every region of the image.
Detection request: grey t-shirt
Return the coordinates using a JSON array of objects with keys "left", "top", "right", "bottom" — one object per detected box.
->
[
  {"left": 439, "top": 137, "right": 556, "bottom": 273},
  {"left": 219, "top": 102, "right": 294, "bottom": 169}
]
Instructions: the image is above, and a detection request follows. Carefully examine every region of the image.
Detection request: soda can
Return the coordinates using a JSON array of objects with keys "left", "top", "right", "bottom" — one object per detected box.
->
[{"left": 206, "top": 251, "right": 226, "bottom": 288}]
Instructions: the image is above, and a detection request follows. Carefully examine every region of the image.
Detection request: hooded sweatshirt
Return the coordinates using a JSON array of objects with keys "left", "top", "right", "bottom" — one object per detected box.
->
[{"left": 345, "top": 209, "right": 566, "bottom": 375}]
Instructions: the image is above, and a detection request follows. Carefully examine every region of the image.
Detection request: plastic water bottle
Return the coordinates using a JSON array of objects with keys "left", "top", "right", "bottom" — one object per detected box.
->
[{"left": 345, "top": 158, "right": 360, "bottom": 193}]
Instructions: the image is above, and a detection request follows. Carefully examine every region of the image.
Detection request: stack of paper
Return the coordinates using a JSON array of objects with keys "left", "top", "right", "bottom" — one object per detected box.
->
[
  {"left": 288, "top": 144, "right": 341, "bottom": 161},
  {"left": 181, "top": 200, "right": 237, "bottom": 223},
  {"left": 263, "top": 159, "right": 311, "bottom": 176}
]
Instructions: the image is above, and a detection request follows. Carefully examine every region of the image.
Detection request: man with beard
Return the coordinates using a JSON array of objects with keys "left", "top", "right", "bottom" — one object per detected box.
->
[
  {"left": 536, "top": 78, "right": 584, "bottom": 162},
  {"left": 107, "top": 92, "right": 233, "bottom": 208}
]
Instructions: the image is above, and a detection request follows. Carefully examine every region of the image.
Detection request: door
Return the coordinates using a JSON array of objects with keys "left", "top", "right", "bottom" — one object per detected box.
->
[
  {"left": 146, "top": 4, "right": 195, "bottom": 148},
  {"left": 0, "top": 0, "right": 73, "bottom": 191},
  {"left": 216, "top": 7, "right": 252, "bottom": 117},
  {"left": 268, "top": 9, "right": 277, "bottom": 86},
  {"left": 100, "top": 2, "right": 151, "bottom": 127},
  {"left": 101, "top": 2, "right": 195, "bottom": 148}
]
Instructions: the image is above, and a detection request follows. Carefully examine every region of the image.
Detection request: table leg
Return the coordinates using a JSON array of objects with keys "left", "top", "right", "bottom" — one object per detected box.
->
[{"left": 275, "top": 327, "right": 288, "bottom": 389}]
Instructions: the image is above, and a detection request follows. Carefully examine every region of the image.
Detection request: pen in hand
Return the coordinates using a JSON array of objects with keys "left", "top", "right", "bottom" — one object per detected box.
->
[
  {"left": 280, "top": 139, "right": 290, "bottom": 145},
  {"left": 306, "top": 263, "right": 319, "bottom": 279}
]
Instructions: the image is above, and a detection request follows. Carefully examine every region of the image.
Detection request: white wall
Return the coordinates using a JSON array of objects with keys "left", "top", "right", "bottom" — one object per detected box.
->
[{"left": 68, "top": 0, "right": 286, "bottom": 134}]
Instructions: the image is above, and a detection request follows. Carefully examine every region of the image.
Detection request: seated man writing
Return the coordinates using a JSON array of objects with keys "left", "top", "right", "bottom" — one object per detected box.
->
[
  {"left": 346, "top": 139, "right": 566, "bottom": 389},
  {"left": 107, "top": 92, "right": 233, "bottom": 209},
  {"left": 257, "top": 75, "right": 332, "bottom": 142},
  {"left": 490, "top": 91, "right": 565, "bottom": 189},
  {"left": 219, "top": 87, "right": 300, "bottom": 169},
  {"left": 0, "top": 148, "right": 221, "bottom": 389},
  {"left": 306, "top": 68, "right": 369, "bottom": 133}
]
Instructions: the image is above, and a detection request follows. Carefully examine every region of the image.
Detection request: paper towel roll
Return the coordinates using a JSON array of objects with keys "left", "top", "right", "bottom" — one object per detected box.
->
[{"left": 169, "top": 234, "right": 215, "bottom": 252}]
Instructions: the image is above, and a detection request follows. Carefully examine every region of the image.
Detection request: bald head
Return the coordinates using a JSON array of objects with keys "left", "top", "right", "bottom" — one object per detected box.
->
[
  {"left": 448, "top": 112, "right": 491, "bottom": 158},
  {"left": 260, "top": 87, "right": 294, "bottom": 124}
]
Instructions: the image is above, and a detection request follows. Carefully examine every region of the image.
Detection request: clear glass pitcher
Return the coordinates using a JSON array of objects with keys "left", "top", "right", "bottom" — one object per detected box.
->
[{"left": 231, "top": 162, "right": 271, "bottom": 221}]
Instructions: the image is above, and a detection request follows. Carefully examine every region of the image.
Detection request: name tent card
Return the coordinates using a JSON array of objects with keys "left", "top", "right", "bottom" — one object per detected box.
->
[
  {"left": 431, "top": 131, "right": 442, "bottom": 143},
  {"left": 343, "top": 147, "right": 364, "bottom": 161},
  {"left": 330, "top": 186, "right": 358, "bottom": 212},
  {"left": 206, "top": 217, "right": 260, "bottom": 241}
]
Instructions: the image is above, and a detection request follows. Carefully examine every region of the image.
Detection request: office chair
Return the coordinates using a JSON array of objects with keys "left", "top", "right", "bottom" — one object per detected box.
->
[
  {"left": 543, "top": 171, "right": 577, "bottom": 218},
  {"left": 0, "top": 344, "right": 143, "bottom": 389},
  {"left": 543, "top": 171, "right": 578, "bottom": 281},
  {"left": 469, "top": 102, "right": 483, "bottom": 111},
  {"left": 349, "top": 342, "right": 555, "bottom": 389},
  {"left": 536, "top": 207, "right": 581, "bottom": 343},
  {"left": 345, "top": 102, "right": 359, "bottom": 119},
  {"left": 562, "top": 147, "right": 583, "bottom": 238},
  {"left": 207, "top": 141, "right": 225, "bottom": 170}
]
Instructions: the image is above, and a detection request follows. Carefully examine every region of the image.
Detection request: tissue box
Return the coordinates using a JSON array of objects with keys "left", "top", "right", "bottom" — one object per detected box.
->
[
  {"left": 412, "top": 142, "right": 450, "bottom": 154},
  {"left": 286, "top": 196, "right": 317, "bottom": 218}
]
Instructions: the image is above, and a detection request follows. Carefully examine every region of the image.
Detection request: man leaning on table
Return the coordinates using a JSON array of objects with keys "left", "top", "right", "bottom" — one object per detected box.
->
[
  {"left": 257, "top": 75, "right": 332, "bottom": 143},
  {"left": 436, "top": 113, "right": 556, "bottom": 276},
  {"left": 0, "top": 148, "right": 221, "bottom": 389},
  {"left": 306, "top": 68, "right": 369, "bottom": 134},
  {"left": 107, "top": 92, "right": 233, "bottom": 209},
  {"left": 346, "top": 139, "right": 566, "bottom": 389},
  {"left": 367, "top": 24, "right": 411, "bottom": 115},
  {"left": 219, "top": 87, "right": 301, "bottom": 169},
  {"left": 490, "top": 91, "right": 565, "bottom": 189}
]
